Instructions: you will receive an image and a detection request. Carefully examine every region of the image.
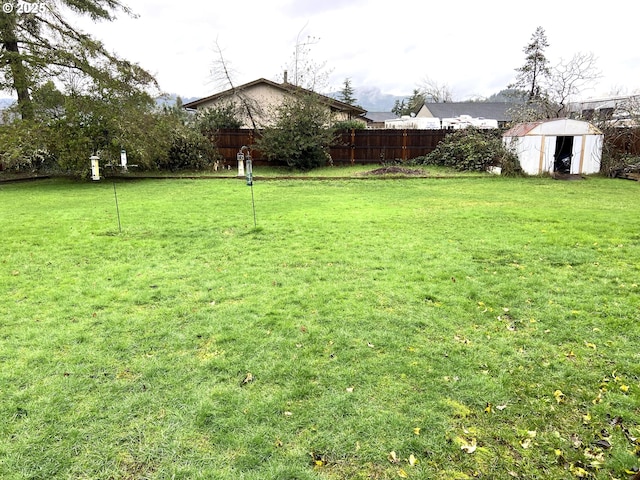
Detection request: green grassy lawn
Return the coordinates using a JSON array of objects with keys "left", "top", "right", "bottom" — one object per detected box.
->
[
  {"left": 1, "top": 175, "right": 639, "bottom": 479},
  {"left": 96, "top": 163, "right": 482, "bottom": 179}
]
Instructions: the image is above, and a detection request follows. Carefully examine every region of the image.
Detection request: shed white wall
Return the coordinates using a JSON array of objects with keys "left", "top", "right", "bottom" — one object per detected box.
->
[{"left": 504, "top": 134, "right": 603, "bottom": 175}]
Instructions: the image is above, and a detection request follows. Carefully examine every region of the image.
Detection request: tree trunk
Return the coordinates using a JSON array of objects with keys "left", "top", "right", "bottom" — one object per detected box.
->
[
  {"left": 0, "top": 10, "right": 34, "bottom": 121},
  {"left": 3, "top": 39, "right": 34, "bottom": 120}
]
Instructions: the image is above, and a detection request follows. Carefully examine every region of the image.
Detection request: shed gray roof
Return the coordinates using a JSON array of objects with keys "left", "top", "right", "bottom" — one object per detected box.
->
[{"left": 421, "top": 102, "right": 518, "bottom": 122}]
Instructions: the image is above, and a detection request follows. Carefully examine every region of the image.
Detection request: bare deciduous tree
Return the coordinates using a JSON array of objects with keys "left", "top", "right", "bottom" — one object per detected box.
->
[
  {"left": 209, "top": 39, "right": 260, "bottom": 130},
  {"left": 418, "top": 76, "right": 454, "bottom": 103},
  {"left": 281, "top": 23, "right": 332, "bottom": 92},
  {"left": 546, "top": 52, "right": 601, "bottom": 117}
]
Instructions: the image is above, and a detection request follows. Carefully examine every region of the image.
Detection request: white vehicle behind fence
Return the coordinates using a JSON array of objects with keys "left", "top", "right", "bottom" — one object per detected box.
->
[
  {"left": 385, "top": 114, "right": 497, "bottom": 130},
  {"left": 384, "top": 116, "right": 442, "bottom": 130},
  {"left": 441, "top": 115, "right": 498, "bottom": 129}
]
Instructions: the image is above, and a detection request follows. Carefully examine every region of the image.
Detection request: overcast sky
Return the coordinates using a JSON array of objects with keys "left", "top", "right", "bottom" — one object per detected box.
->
[{"left": 70, "top": 0, "right": 640, "bottom": 102}]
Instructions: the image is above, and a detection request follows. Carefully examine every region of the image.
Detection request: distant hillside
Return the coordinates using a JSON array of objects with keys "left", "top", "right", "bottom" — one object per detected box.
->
[{"left": 156, "top": 93, "right": 200, "bottom": 107}]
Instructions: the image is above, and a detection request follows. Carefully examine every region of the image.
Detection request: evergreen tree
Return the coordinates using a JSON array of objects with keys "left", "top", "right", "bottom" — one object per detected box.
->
[
  {"left": 391, "top": 99, "right": 406, "bottom": 116},
  {"left": 510, "top": 26, "right": 550, "bottom": 101},
  {"left": 406, "top": 89, "right": 426, "bottom": 115},
  {"left": 392, "top": 89, "right": 425, "bottom": 116},
  {"left": 0, "top": 0, "right": 156, "bottom": 120},
  {"left": 338, "top": 78, "right": 357, "bottom": 106}
]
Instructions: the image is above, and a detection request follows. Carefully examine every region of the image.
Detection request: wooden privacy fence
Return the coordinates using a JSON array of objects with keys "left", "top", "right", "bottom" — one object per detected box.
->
[
  {"left": 213, "top": 129, "right": 450, "bottom": 165},
  {"left": 606, "top": 128, "right": 640, "bottom": 155},
  {"left": 331, "top": 129, "right": 449, "bottom": 164}
]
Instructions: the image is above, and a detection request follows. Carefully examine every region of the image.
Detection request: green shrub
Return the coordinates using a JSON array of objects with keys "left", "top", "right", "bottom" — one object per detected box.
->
[
  {"left": 417, "top": 128, "right": 522, "bottom": 175},
  {"left": 257, "top": 94, "right": 335, "bottom": 171},
  {"left": 159, "top": 129, "right": 220, "bottom": 171},
  {"left": 197, "top": 104, "right": 243, "bottom": 137},
  {"left": 332, "top": 120, "right": 366, "bottom": 131}
]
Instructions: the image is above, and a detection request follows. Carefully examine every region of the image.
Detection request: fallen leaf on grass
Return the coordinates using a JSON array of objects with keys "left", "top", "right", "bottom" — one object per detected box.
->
[
  {"left": 310, "top": 452, "right": 325, "bottom": 468},
  {"left": 520, "top": 438, "right": 532, "bottom": 449},
  {"left": 553, "top": 390, "right": 566, "bottom": 404},
  {"left": 592, "top": 439, "right": 612, "bottom": 449},
  {"left": 587, "top": 459, "right": 603, "bottom": 471},
  {"left": 570, "top": 434, "right": 583, "bottom": 449},
  {"left": 460, "top": 438, "right": 477, "bottom": 454},
  {"left": 398, "top": 468, "right": 409, "bottom": 478},
  {"left": 240, "top": 372, "right": 253, "bottom": 386},
  {"left": 569, "top": 463, "right": 589, "bottom": 478},
  {"left": 520, "top": 431, "right": 536, "bottom": 449}
]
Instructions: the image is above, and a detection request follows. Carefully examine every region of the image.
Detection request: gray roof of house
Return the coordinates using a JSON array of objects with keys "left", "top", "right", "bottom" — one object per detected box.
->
[
  {"left": 183, "top": 78, "right": 367, "bottom": 116},
  {"left": 364, "top": 112, "right": 398, "bottom": 122},
  {"left": 422, "top": 102, "right": 518, "bottom": 121}
]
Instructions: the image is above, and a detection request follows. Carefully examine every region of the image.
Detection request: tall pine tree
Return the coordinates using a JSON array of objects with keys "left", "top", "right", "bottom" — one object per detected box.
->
[
  {"left": 338, "top": 78, "right": 357, "bottom": 106},
  {"left": 510, "top": 26, "right": 550, "bottom": 101}
]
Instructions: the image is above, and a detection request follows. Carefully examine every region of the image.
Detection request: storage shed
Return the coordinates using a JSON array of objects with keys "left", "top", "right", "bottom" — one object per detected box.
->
[{"left": 503, "top": 119, "right": 603, "bottom": 175}]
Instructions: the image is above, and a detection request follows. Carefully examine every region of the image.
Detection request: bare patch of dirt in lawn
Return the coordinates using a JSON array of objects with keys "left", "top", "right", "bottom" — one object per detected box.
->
[{"left": 359, "top": 166, "right": 427, "bottom": 176}]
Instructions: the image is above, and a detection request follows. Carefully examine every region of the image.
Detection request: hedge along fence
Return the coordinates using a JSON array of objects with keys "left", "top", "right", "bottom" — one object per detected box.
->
[{"left": 213, "top": 129, "right": 452, "bottom": 166}]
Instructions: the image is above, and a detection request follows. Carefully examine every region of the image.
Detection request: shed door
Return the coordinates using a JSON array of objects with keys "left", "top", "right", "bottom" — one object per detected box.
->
[{"left": 553, "top": 136, "right": 574, "bottom": 173}]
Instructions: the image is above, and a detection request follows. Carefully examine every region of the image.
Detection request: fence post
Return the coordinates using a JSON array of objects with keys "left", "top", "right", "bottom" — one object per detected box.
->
[
  {"left": 350, "top": 129, "right": 356, "bottom": 165},
  {"left": 403, "top": 129, "right": 408, "bottom": 161}
]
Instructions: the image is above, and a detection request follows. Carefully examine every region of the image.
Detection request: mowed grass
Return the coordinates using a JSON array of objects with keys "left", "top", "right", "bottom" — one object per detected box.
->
[{"left": 1, "top": 175, "right": 639, "bottom": 479}]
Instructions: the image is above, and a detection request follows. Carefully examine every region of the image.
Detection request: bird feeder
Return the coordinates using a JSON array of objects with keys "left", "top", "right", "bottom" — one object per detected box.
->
[
  {"left": 240, "top": 146, "right": 253, "bottom": 186},
  {"left": 237, "top": 151, "right": 245, "bottom": 177},
  {"left": 90, "top": 155, "right": 100, "bottom": 181},
  {"left": 120, "top": 149, "right": 128, "bottom": 172},
  {"left": 245, "top": 154, "right": 253, "bottom": 186}
]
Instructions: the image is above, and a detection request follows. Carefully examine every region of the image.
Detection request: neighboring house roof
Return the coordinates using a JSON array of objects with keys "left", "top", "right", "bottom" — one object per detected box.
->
[
  {"left": 503, "top": 118, "right": 602, "bottom": 137},
  {"left": 569, "top": 94, "right": 640, "bottom": 112},
  {"left": 418, "top": 102, "right": 518, "bottom": 122},
  {"left": 183, "top": 78, "right": 366, "bottom": 116},
  {"left": 363, "top": 112, "right": 398, "bottom": 122}
]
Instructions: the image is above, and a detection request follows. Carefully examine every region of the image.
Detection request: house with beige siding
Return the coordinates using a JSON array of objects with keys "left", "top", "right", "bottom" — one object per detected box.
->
[{"left": 183, "top": 77, "right": 367, "bottom": 129}]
